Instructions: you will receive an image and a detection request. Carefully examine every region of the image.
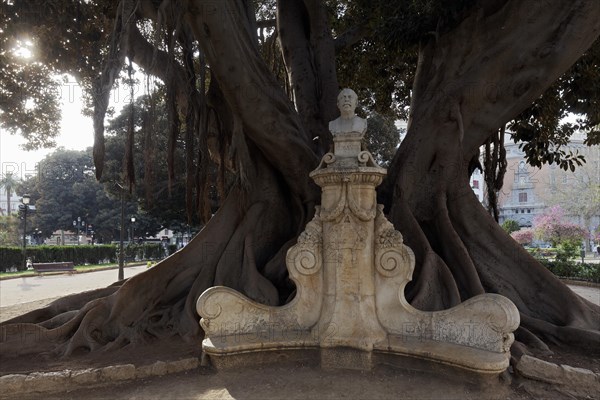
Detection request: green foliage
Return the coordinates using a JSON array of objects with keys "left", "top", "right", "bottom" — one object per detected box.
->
[
  {"left": 0, "top": 246, "right": 23, "bottom": 271},
  {"left": 364, "top": 111, "right": 400, "bottom": 166},
  {"left": 526, "top": 247, "right": 556, "bottom": 259},
  {"left": 509, "top": 39, "right": 600, "bottom": 168},
  {"left": 123, "top": 243, "right": 166, "bottom": 262},
  {"left": 502, "top": 219, "right": 521, "bottom": 234},
  {"left": 0, "top": 243, "right": 165, "bottom": 272},
  {"left": 28, "top": 245, "right": 118, "bottom": 267},
  {"left": 0, "top": 0, "right": 115, "bottom": 147},
  {"left": 23, "top": 147, "right": 163, "bottom": 243},
  {"left": 538, "top": 259, "right": 600, "bottom": 283},
  {"left": 0, "top": 245, "right": 116, "bottom": 272},
  {"left": 529, "top": 244, "right": 598, "bottom": 283},
  {"left": 555, "top": 241, "right": 582, "bottom": 263},
  {"left": 0, "top": 243, "right": 166, "bottom": 272},
  {"left": 338, "top": 1, "right": 600, "bottom": 171},
  {"left": 2, "top": 0, "right": 599, "bottom": 185},
  {"left": 0, "top": 172, "right": 19, "bottom": 215},
  {"left": 0, "top": 216, "right": 21, "bottom": 246},
  {"left": 101, "top": 96, "right": 202, "bottom": 229},
  {"left": 167, "top": 244, "right": 178, "bottom": 256}
]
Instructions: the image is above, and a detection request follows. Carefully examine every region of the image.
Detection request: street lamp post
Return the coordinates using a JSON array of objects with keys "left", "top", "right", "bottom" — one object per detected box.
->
[
  {"left": 21, "top": 194, "right": 30, "bottom": 270},
  {"left": 89, "top": 224, "right": 94, "bottom": 245},
  {"left": 115, "top": 183, "right": 125, "bottom": 281},
  {"left": 73, "top": 219, "right": 78, "bottom": 245},
  {"left": 130, "top": 217, "right": 136, "bottom": 243},
  {"left": 72, "top": 217, "right": 85, "bottom": 245}
]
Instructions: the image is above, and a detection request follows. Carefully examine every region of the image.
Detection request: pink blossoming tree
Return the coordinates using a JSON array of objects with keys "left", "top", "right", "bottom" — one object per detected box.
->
[
  {"left": 511, "top": 228, "right": 534, "bottom": 245},
  {"left": 533, "top": 206, "right": 589, "bottom": 247}
]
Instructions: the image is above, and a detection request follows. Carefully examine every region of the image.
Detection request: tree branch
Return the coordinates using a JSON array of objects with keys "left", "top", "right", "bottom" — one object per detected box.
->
[
  {"left": 126, "top": 26, "right": 190, "bottom": 111},
  {"left": 186, "top": 0, "right": 320, "bottom": 204}
]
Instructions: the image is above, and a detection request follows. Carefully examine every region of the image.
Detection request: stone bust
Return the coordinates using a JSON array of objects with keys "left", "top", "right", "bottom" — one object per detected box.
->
[{"left": 328, "top": 88, "right": 367, "bottom": 137}]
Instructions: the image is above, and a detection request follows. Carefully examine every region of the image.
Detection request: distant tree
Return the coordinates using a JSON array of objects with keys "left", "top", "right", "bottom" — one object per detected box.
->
[
  {"left": 100, "top": 95, "right": 213, "bottom": 228},
  {"left": 25, "top": 148, "right": 162, "bottom": 243},
  {"left": 542, "top": 151, "right": 600, "bottom": 250},
  {"left": 0, "top": 215, "right": 21, "bottom": 246},
  {"left": 511, "top": 228, "right": 534, "bottom": 246},
  {"left": 534, "top": 206, "right": 589, "bottom": 262},
  {"left": 501, "top": 219, "right": 521, "bottom": 234},
  {"left": 0, "top": 172, "right": 18, "bottom": 215},
  {"left": 363, "top": 112, "right": 400, "bottom": 166},
  {"left": 534, "top": 206, "right": 589, "bottom": 247}
]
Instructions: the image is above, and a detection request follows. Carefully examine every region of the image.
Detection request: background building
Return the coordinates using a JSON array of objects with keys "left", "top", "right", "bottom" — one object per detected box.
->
[
  {"left": 470, "top": 168, "right": 484, "bottom": 203},
  {"left": 498, "top": 133, "right": 600, "bottom": 242}
]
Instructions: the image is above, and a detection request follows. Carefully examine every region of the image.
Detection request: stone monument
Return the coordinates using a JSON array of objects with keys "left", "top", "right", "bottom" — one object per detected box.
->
[{"left": 197, "top": 89, "right": 520, "bottom": 373}]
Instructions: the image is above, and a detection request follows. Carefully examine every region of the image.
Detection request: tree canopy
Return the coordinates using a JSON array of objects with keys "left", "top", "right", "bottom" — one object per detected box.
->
[{"left": 2, "top": 1, "right": 598, "bottom": 188}]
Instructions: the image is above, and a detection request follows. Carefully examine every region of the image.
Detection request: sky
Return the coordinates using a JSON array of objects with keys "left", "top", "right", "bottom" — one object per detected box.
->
[
  {"left": 0, "top": 85, "right": 95, "bottom": 181},
  {"left": 1, "top": 42, "right": 97, "bottom": 180},
  {"left": 0, "top": 72, "right": 135, "bottom": 182},
  {"left": 0, "top": 38, "right": 135, "bottom": 181}
]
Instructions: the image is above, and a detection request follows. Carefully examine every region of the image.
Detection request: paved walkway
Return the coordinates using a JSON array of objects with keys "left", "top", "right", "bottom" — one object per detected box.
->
[
  {"left": 0, "top": 265, "right": 147, "bottom": 308},
  {"left": 569, "top": 284, "right": 600, "bottom": 305},
  {"left": 0, "top": 266, "right": 598, "bottom": 317}
]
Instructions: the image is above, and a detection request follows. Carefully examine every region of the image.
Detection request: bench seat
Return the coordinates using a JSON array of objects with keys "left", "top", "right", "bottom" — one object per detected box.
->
[{"left": 33, "top": 262, "right": 75, "bottom": 274}]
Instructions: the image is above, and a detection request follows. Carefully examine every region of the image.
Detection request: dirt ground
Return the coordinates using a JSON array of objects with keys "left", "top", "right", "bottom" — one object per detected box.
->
[{"left": 1, "top": 299, "right": 599, "bottom": 399}]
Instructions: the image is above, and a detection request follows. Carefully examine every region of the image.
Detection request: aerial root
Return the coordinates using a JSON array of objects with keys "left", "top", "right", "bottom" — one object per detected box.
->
[{"left": 64, "top": 300, "right": 112, "bottom": 356}]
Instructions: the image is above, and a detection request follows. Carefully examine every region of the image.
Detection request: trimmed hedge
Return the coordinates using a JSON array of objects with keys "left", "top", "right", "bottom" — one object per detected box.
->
[
  {"left": 0, "top": 244, "right": 166, "bottom": 272},
  {"left": 123, "top": 243, "right": 166, "bottom": 262},
  {"left": 526, "top": 247, "right": 557, "bottom": 258},
  {"left": 538, "top": 259, "right": 600, "bottom": 283},
  {"left": 0, "top": 247, "right": 23, "bottom": 272}
]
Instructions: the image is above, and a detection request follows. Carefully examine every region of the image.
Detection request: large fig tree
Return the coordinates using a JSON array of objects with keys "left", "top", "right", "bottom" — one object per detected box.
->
[{"left": 1, "top": 0, "right": 599, "bottom": 361}]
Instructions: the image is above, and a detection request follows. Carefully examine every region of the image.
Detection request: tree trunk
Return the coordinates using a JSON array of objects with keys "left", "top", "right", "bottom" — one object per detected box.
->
[
  {"left": 6, "top": 188, "right": 10, "bottom": 215},
  {"left": 380, "top": 0, "right": 600, "bottom": 352},
  {"left": 1, "top": 0, "right": 318, "bottom": 357}
]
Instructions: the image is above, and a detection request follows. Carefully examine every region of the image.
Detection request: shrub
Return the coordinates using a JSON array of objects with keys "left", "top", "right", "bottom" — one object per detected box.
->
[
  {"left": 167, "top": 244, "right": 178, "bottom": 255},
  {"left": 27, "top": 245, "right": 118, "bottom": 266},
  {"left": 1, "top": 244, "right": 168, "bottom": 272},
  {"left": 502, "top": 219, "right": 521, "bottom": 234},
  {"left": 538, "top": 259, "right": 599, "bottom": 283},
  {"left": 123, "top": 243, "right": 166, "bottom": 262},
  {"left": 555, "top": 240, "right": 580, "bottom": 263},
  {"left": 0, "top": 247, "right": 23, "bottom": 271},
  {"left": 527, "top": 247, "right": 557, "bottom": 259}
]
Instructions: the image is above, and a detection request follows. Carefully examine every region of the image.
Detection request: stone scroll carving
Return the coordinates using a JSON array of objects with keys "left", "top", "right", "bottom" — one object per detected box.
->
[{"left": 197, "top": 89, "right": 519, "bottom": 373}]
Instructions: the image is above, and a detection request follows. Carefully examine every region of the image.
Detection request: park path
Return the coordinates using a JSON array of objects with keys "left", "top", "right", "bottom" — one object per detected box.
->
[
  {"left": 0, "top": 266, "right": 147, "bottom": 319},
  {"left": 1, "top": 266, "right": 598, "bottom": 323}
]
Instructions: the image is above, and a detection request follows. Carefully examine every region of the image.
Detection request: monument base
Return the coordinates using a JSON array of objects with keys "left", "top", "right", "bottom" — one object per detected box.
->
[
  {"left": 197, "top": 134, "right": 519, "bottom": 377},
  {"left": 202, "top": 338, "right": 510, "bottom": 374}
]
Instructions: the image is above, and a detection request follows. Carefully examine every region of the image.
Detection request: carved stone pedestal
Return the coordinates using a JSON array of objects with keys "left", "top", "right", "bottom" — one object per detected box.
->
[{"left": 197, "top": 136, "right": 519, "bottom": 374}]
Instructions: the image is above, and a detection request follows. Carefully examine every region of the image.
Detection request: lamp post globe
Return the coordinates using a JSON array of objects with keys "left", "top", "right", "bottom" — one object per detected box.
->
[{"left": 130, "top": 217, "right": 136, "bottom": 243}]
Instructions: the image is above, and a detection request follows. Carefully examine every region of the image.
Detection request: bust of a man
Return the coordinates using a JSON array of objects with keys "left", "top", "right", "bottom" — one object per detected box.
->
[{"left": 328, "top": 88, "right": 367, "bottom": 137}]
